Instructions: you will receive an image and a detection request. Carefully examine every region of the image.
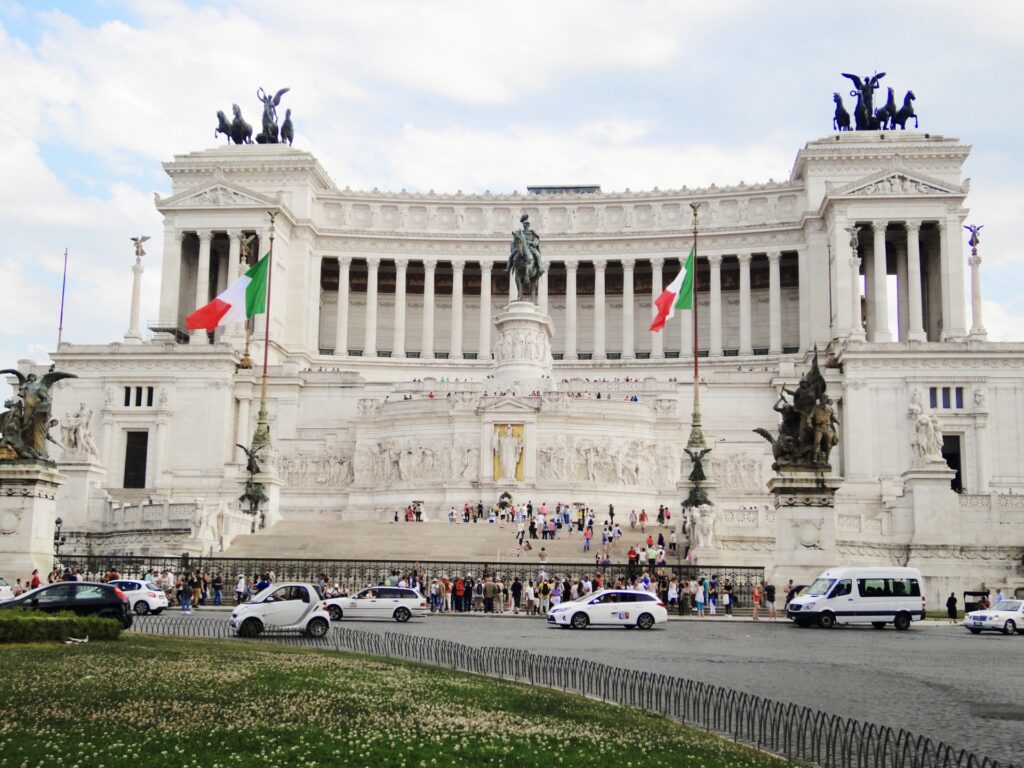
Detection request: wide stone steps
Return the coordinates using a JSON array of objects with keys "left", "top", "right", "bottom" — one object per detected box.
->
[{"left": 225, "top": 518, "right": 676, "bottom": 564}]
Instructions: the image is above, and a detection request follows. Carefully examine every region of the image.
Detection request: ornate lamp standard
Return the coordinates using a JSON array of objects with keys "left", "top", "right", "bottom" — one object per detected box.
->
[{"left": 53, "top": 516, "right": 66, "bottom": 559}]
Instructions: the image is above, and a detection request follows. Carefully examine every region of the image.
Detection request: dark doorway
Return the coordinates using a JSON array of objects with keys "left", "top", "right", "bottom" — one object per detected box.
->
[
  {"left": 941, "top": 435, "right": 962, "bottom": 493},
  {"left": 123, "top": 431, "right": 149, "bottom": 489}
]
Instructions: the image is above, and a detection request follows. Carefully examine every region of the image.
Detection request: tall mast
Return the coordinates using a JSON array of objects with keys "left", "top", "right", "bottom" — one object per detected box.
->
[{"left": 686, "top": 203, "right": 705, "bottom": 452}]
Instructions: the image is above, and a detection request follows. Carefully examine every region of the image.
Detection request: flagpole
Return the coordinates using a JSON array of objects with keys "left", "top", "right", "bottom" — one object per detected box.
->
[
  {"left": 686, "top": 203, "right": 706, "bottom": 452},
  {"left": 57, "top": 248, "right": 68, "bottom": 348},
  {"left": 252, "top": 211, "right": 276, "bottom": 451}
]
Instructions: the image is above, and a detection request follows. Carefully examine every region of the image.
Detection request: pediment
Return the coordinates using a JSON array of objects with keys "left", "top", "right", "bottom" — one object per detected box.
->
[
  {"left": 830, "top": 169, "right": 962, "bottom": 198},
  {"left": 481, "top": 396, "right": 540, "bottom": 413},
  {"left": 155, "top": 181, "right": 278, "bottom": 211}
]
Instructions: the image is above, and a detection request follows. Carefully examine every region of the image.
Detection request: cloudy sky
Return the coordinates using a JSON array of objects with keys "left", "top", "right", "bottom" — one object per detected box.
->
[{"left": 2, "top": 0, "right": 1022, "bottom": 365}]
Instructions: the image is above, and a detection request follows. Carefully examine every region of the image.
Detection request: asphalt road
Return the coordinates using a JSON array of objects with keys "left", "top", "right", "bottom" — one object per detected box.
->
[{"left": 147, "top": 611, "right": 1023, "bottom": 765}]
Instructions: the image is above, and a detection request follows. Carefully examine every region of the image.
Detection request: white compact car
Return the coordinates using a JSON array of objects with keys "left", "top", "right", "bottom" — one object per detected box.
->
[
  {"left": 547, "top": 589, "right": 668, "bottom": 630},
  {"left": 963, "top": 599, "right": 1024, "bottom": 635},
  {"left": 786, "top": 566, "right": 926, "bottom": 630},
  {"left": 109, "top": 579, "right": 169, "bottom": 615},
  {"left": 324, "top": 586, "right": 427, "bottom": 622},
  {"left": 229, "top": 582, "right": 331, "bottom": 638}
]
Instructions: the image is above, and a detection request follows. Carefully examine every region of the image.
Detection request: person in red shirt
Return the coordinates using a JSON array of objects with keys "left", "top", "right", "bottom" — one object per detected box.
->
[
  {"left": 646, "top": 534, "right": 654, "bottom": 548},
  {"left": 29, "top": 569, "right": 41, "bottom": 589}
]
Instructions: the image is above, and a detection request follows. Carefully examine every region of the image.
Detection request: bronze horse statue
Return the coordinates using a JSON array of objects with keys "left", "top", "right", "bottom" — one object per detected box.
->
[
  {"left": 833, "top": 93, "right": 851, "bottom": 131},
  {"left": 874, "top": 87, "right": 897, "bottom": 130},
  {"left": 215, "top": 110, "right": 232, "bottom": 143},
  {"left": 230, "top": 104, "right": 252, "bottom": 145},
  {"left": 892, "top": 90, "right": 918, "bottom": 130}
]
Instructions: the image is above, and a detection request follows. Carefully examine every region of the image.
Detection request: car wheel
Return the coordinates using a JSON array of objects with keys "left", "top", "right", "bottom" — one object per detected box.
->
[
  {"left": 968, "top": 628, "right": 982, "bottom": 634},
  {"left": 570, "top": 612, "right": 589, "bottom": 630},
  {"left": 636, "top": 613, "right": 655, "bottom": 630},
  {"left": 306, "top": 617, "right": 329, "bottom": 638},
  {"left": 818, "top": 612, "right": 836, "bottom": 629},
  {"left": 871, "top": 621, "right": 887, "bottom": 629},
  {"left": 239, "top": 618, "right": 262, "bottom": 638},
  {"left": 133, "top": 601, "right": 150, "bottom": 615},
  {"left": 893, "top": 613, "right": 912, "bottom": 631},
  {"left": 1002, "top": 620, "right": 1016, "bottom": 635},
  {"left": 394, "top": 607, "right": 411, "bottom": 623},
  {"left": 328, "top": 605, "right": 342, "bottom": 622}
]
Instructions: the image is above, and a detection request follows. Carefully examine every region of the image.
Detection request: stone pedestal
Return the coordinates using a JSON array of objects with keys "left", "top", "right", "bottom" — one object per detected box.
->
[
  {"left": 769, "top": 469, "right": 841, "bottom": 583},
  {"left": 56, "top": 458, "right": 108, "bottom": 529},
  {"left": 902, "top": 461, "right": 958, "bottom": 546},
  {"left": 0, "top": 463, "right": 65, "bottom": 580},
  {"left": 254, "top": 467, "right": 283, "bottom": 532},
  {"left": 492, "top": 301, "right": 554, "bottom": 386}
]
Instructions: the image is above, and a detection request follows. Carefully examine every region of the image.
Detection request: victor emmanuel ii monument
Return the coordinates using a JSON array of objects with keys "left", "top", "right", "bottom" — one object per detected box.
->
[{"left": 4, "top": 77, "right": 1022, "bottom": 600}]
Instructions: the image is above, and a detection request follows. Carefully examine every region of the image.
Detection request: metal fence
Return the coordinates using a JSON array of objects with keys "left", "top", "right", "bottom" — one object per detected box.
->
[
  {"left": 57, "top": 553, "right": 764, "bottom": 605},
  {"left": 128, "top": 615, "right": 1013, "bottom": 768}
]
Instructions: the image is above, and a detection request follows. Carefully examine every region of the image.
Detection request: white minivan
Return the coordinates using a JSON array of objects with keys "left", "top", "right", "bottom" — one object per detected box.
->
[{"left": 786, "top": 566, "right": 925, "bottom": 630}]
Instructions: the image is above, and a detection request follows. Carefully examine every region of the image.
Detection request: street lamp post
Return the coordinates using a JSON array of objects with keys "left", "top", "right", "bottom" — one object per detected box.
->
[{"left": 53, "top": 516, "right": 66, "bottom": 559}]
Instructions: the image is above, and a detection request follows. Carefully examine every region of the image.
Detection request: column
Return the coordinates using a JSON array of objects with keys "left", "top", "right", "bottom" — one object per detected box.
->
[
  {"left": 125, "top": 249, "right": 145, "bottom": 343},
  {"left": 974, "top": 414, "right": 989, "bottom": 493},
  {"left": 621, "top": 259, "right": 635, "bottom": 360},
  {"left": 392, "top": 258, "right": 408, "bottom": 358},
  {"left": 308, "top": 252, "right": 323, "bottom": 352},
  {"left": 421, "top": 259, "right": 436, "bottom": 358},
  {"left": 850, "top": 253, "right": 866, "bottom": 341},
  {"left": 797, "top": 246, "right": 810, "bottom": 351},
  {"left": 449, "top": 261, "right": 464, "bottom": 360},
  {"left": 223, "top": 232, "right": 244, "bottom": 342},
  {"left": 158, "top": 228, "right": 184, "bottom": 334},
  {"left": 871, "top": 221, "right": 891, "bottom": 342},
  {"left": 969, "top": 249, "right": 986, "bottom": 340},
  {"left": 335, "top": 257, "right": 351, "bottom": 355},
  {"left": 363, "top": 256, "right": 379, "bottom": 356},
  {"left": 235, "top": 395, "right": 250, "bottom": 453},
  {"left": 192, "top": 230, "right": 212, "bottom": 345},
  {"left": 738, "top": 253, "right": 753, "bottom": 355},
  {"left": 708, "top": 254, "right": 723, "bottom": 356},
  {"left": 593, "top": 261, "right": 606, "bottom": 360},
  {"left": 650, "top": 258, "right": 664, "bottom": 359},
  {"left": 895, "top": 240, "right": 909, "bottom": 341},
  {"left": 938, "top": 218, "right": 968, "bottom": 339},
  {"left": 767, "top": 251, "right": 782, "bottom": 354},
  {"left": 564, "top": 262, "right": 578, "bottom": 360},
  {"left": 538, "top": 270, "right": 548, "bottom": 315},
  {"left": 904, "top": 223, "right": 925, "bottom": 342},
  {"left": 478, "top": 261, "right": 492, "bottom": 359}
]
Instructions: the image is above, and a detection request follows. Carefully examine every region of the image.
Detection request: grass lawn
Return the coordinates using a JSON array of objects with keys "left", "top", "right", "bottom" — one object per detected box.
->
[{"left": 0, "top": 634, "right": 784, "bottom": 768}]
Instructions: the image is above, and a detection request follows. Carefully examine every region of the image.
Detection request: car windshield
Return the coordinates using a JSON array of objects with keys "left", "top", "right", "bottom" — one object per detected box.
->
[
  {"left": 807, "top": 578, "right": 835, "bottom": 596},
  {"left": 993, "top": 600, "right": 1021, "bottom": 611},
  {"left": 252, "top": 586, "right": 276, "bottom": 602},
  {"left": 145, "top": 582, "right": 160, "bottom": 591}
]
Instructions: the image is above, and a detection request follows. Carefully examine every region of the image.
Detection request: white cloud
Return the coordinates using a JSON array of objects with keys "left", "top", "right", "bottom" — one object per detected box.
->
[{"left": 981, "top": 300, "right": 1024, "bottom": 342}]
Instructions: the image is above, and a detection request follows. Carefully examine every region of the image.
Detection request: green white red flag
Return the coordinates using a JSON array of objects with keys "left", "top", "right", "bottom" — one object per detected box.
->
[
  {"left": 186, "top": 255, "right": 269, "bottom": 332},
  {"left": 650, "top": 245, "right": 694, "bottom": 332}
]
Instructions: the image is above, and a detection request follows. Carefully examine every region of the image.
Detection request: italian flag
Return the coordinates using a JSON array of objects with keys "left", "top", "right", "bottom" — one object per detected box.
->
[
  {"left": 650, "top": 245, "right": 694, "bottom": 332},
  {"left": 186, "top": 255, "right": 269, "bottom": 331}
]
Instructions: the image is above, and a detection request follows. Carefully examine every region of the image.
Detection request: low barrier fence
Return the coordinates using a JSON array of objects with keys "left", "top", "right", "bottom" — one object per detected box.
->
[
  {"left": 57, "top": 554, "right": 764, "bottom": 605},
  {"left": 129, "top": 615, "right": 1012, "bottom": 768}
]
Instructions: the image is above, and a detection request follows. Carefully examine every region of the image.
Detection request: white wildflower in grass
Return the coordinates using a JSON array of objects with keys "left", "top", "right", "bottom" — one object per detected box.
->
[{"left": 0, "top": 636, "right": 783, "bottom": 767}]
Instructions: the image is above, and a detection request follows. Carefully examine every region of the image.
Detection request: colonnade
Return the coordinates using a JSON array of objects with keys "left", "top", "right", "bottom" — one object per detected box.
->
[{"left": 329, "top": 252, "right": 792, "bottom": 359}]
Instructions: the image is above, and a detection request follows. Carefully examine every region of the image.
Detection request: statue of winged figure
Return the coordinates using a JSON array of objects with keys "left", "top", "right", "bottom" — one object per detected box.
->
[
  {"left": 0, "top": 368, "right": 77, "bottom": 461},
  {"left": 255, "top": 87, "right": 290, "bottom": 144},
  {"left": 130, "top": 235, "right": 150, "bottom": 260},
  {"left": 684, "top": 447, "right": 712, "bottom": 483},
  {"left": 236, "top": 442, "right": 264, "bottom": 476},
  {"left": 964, "top": 224, "right": 983, "bottom": 251},
  {"left": 841, "top": 71, "right": 886, "bottom": 129}
]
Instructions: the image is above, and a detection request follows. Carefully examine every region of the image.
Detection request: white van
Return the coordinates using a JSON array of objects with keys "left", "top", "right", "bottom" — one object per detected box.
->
[{"left": 786, "top": 566, "right": 926, "bottom": 630}]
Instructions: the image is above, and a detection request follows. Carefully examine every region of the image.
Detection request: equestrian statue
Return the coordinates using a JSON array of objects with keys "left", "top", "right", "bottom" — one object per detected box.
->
[{"left": 507, "top": 214, "right": 544, "bottom": 303}]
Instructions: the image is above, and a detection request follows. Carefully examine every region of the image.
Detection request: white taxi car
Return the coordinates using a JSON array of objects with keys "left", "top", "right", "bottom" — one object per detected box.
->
[
  {"left": 963, "top": 599, "right": 1024, "bottom": 635},
  {"left": 324, "top": 586, "right": 426, "bottom": 622},
  {"left": 547, "top": 589, "right": 668, "bottom": 630},
  {"left": 109, "top": 579, "right": 169, "bottom": 615},
  {"left": 229, "top": 582, "right": 331, "bottom": 638}
]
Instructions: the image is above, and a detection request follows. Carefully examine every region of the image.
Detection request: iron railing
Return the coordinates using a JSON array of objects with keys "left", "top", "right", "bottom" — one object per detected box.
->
[
  {"left": 127, "top": 615, "right": 1013, "bottom": 768},
  {"left": 56, "top": 553, "right": 763, "bottom": 606}
]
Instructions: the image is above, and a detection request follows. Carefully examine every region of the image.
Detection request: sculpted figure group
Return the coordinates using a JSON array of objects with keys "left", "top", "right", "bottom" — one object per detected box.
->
[
  {"left": 832, "top": 71, "right": 917, "bottom": 131},
  {"left": 0, "top": 368, "right": 76, "bottom": 462},
  {"left": 754, "top": 350, "right": 839, "bottom": 471},
  {"left": 215, "top": 87, "right": 294, "bottom": 146},
  {"left": 60, "top": 403, "right": 98, "bottom": 459},
  {"left": 908, "top": 392, "right": 944, "bottom": 464}
]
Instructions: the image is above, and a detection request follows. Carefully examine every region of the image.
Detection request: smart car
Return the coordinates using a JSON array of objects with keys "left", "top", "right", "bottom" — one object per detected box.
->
[
  {"left": 963, "top": 599, "right": 1024, "bottom": 635},
  {"left": 228, "top": 582, "right": 330, "bottom": 638},
  {"left": 547, "top": 589, "right": 667, "bottom": 630}
]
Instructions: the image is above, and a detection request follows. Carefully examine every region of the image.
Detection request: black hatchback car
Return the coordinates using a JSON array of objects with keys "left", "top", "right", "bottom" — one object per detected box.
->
[{"left": 0, "top": 581, "right": 133, "bottom": 628}]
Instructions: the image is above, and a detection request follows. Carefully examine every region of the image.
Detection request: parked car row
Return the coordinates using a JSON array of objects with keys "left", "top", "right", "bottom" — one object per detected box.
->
[{"left": 0, "top": 582, "right": 134, "bottom": 628}]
